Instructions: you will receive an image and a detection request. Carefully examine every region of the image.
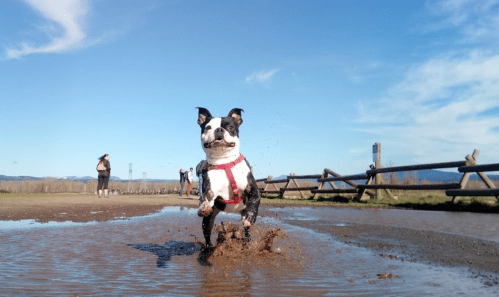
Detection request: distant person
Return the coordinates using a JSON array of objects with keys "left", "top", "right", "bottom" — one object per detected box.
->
[
  {"left": 179, "top": 168, "right": 186, "bottom": 196},
  {"left": 196, "top": 160, "right": 207, "bottom": 200},
  {"left": 186, "top": 167, "right": 194, "bottom": 197},
  {"left": 96, "top": 154, "right": 111, "bottom": 198}
]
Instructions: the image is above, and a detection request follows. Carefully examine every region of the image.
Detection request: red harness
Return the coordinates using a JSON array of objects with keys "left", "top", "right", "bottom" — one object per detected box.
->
[{"left": 205, "top": 154, "right": 245, "bottom": 204}]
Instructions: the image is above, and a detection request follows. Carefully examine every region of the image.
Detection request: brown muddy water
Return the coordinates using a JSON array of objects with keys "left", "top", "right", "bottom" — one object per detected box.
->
[{"left": 0, "top": 206, "right": 498, "bottom": 296}]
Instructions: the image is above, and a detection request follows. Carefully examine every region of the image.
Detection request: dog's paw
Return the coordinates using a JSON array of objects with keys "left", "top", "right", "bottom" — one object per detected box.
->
[
  {"left": 241, "top": 209, "right": 257, "bottom": 227},
  {"left": 242, "top": 218, "right": 252, "bottom": 227},
  {"left": 197, "top": 201, "right": 213, "bottom": 217}
]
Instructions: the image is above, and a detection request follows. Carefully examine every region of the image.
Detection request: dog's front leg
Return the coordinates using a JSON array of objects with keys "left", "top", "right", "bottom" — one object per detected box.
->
[
  {"left": 202, "top": 206, "right": 220, "bottom": 247},
  {"left": 198, "top": 190, "right": 215, "bottom": 217},
  {"left": 240, "top": 179, "right": 261, "bottom": 228}
]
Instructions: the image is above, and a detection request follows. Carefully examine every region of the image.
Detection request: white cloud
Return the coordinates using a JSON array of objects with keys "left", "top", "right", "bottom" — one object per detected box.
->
[
  {"left": 245, "top": 68, "right": 279, "bottom": 85},
  {"left": 355, "top": 0, "right": 499, "bottom": 163},
  {"left": 425, "top": 0, "right": 499, "bottom": 42},
  {"left": 5, "top": 0, "right": 90, "bottom": 59},
  {"left": 356, "top": 50, "right": 499, "bottom": 163}
]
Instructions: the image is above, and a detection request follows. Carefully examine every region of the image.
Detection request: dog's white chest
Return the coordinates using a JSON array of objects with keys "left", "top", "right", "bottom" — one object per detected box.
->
[{"left": 207, "top": 161, "right": 250, "bottom": 208}]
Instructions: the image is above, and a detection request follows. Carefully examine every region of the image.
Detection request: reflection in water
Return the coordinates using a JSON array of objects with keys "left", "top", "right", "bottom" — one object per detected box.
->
[{"left": 128, "top": 241, "right": 201, "bottom": 268}]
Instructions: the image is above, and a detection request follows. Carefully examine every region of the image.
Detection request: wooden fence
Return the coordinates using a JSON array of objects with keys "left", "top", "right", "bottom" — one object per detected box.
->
[{"left": 256, "top": 149, "right": 499, "bottom": 203}]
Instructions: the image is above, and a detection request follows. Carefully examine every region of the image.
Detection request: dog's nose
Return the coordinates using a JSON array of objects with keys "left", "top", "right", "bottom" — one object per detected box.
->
[{"left": 214, "top": 127, "right": 224, "bottom": 134}]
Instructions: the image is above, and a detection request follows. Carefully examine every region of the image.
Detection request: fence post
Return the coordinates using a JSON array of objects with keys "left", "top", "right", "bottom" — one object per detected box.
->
[
  {"left": 373, "top": 142, "right": 383, "bottom": 200},
  {"left": 452, "top": 149, "right": 480, "bottom": 203}
]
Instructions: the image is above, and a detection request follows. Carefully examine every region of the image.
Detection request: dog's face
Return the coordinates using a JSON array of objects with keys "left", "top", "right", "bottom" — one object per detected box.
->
[{"left": 197, "top": 107, "right": 244, "bottom": 163}]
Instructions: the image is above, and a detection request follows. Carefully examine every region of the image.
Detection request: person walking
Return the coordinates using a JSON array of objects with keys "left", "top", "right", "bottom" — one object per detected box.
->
[
  {"left": 186, "top": 167, "right": 194, "bottom": 197},
  {"left": 196, "top": 160, "right": 207, "bottom": 201},
  {"left": 96, "top": 154, "right": 111, "bottom": 198},
  {"left": 179, "top": 168, "right": 186, "bottom": 196}
]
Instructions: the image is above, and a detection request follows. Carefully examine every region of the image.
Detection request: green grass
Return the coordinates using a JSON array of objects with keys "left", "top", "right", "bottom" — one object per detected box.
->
[{"left": 261, "top": 191, "right": 499, "bottom": 213}]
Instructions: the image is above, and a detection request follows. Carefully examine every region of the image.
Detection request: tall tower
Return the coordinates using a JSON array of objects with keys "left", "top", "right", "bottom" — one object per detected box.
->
[
  {"left": 140, "top": 172, "right": 148, "bottom": 192},
  {"left": 128, "top": 163, "right": 133, "bottom": 192}
]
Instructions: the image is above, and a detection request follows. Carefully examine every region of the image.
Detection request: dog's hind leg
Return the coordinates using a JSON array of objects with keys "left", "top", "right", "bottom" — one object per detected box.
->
[
  {"left": 202, "top": 206, "right": 221, "bottom": 247},
  {"left": 243, "top": 226, "right": 251, "bottom": 247}
]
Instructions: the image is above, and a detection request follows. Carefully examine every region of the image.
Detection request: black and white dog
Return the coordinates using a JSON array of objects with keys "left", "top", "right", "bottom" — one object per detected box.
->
[{"left": 196, "top": 107, "right": 261, "bottom": 247}]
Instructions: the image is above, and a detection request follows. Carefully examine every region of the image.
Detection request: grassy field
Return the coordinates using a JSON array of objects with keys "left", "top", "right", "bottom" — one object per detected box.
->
[
  {"left": 261, "top": 190, "right": 499, "bottom": 213},
  {"left": 1, "top": 180, "right": 498, "bottom": 214}
]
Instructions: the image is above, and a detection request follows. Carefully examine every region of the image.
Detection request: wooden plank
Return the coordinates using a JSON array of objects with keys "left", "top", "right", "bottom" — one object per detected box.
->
[
  {"left": 452, "top": 150, "right": 480, "bottom": 203},
  {"left": 317, "top": 174, "right": 369, "bottom": 182},
  {"left": 282, "top": 187, "right": 319, "bottom": 191},
  {"left": 324, "top": 168, "right": 375, "bottom": 196},
  {"left": 287, "top": 174, "right": 323, "bottom": 180},
  {"left": 264, "top": 179, "right": 288, "bottom": 184},
  {"left": 292, "top": 178, "right": 306, "bottom": 198},
  {"left": 261, "top": 190, "right": 281, "bottom": 194},
  {"left": 458, "top": 163, "right": 499, "bottom": 173},
  {"left": 477, "top": 172, "right": 498, "bottom": 189},
  {"left": 366, "top": 161, "right": 466, "bottom": 175},
  {"left": 255, "top": 178, "right": 268, "bottom": 182},
  {"left": 355, "top": 175, "right": 374, "bottom": 202},
  {"left": 358, "top": 183, "right": 461, "bottom": 190},
  {"left": 324, "top": 169, "right": 362, "bottom": 188},
  {"left": 312, "top": 189, "right": 358, "bottom": 194},
  {"left": 446, "top": 189, "right": 499, "bottom": 196}
]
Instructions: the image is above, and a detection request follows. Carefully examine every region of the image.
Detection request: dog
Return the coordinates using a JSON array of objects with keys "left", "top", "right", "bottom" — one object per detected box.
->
[{"left": 196, "top": 107, "right": 261, "bottom": 247}]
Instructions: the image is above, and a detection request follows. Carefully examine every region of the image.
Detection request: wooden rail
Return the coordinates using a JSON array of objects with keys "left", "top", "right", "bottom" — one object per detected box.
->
[
  {"left": 445, "top": 158, "right": 499, "bottom": 202},
  {"left": 457, "top": 163, "right": 499, "bottom": 173},
  {"left": 312, "top": 169, "right": 375, "bottom": 201},
  {"left": 257, "top": 149, "right": 498, "bottom": 203},
  {"left": 446, "top": 189, "right": 499, "bottom": 197},
  {"left": 366, "top": 161, "right": 466, "bottom": 175},
  {"left": 317, "top": 174, "right": 369, "bottom": 183},
  {"left": 358, "top": 183, "right": 461, "bottom": 190}
]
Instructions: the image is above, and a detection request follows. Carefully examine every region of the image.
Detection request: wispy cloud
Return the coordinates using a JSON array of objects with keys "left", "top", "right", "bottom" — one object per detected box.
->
[
  {"left": 357, "top": 50, "right": 499, "bottom": 161},
  {"left": 357, "top": 0, "right": 499, "bottom": 162},
  {"left": 425, "top": 0, "right": 499, "bottom": 42},
  {"left": 359, "top": 51, "right": 499, "bottom": 136},
  {"left": 245, "top": 68, "right": 279, "bottom": 85},
  {"left": 5, "top": 0, "right": 91, "bottom": 59}
]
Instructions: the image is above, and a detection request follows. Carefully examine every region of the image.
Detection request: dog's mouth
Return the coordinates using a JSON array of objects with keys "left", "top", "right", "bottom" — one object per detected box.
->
[{"left": 204, "top": 138, "right": 236, "bottom": 148}]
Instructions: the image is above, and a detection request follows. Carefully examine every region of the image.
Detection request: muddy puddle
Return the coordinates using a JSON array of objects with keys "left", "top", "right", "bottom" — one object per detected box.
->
[{"left": 0, "top": 206, "right": 498, "bottom": 296}]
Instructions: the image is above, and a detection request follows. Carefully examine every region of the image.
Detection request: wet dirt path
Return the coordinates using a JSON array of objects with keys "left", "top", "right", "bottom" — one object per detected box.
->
[{"left": 1, "top": 206, "right": 498, "bottom": 296}]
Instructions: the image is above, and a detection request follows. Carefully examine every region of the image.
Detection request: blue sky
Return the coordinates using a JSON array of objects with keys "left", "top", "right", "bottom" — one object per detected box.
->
[{"left": 1, "top": 0, "right": 499, "bottom": 180}]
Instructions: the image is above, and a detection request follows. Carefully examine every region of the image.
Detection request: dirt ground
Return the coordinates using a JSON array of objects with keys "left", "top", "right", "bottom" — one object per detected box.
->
[
  {"left": 0, "top": 193, "right": 200, "bottom": 223},
  {"left": 1, "top": 193, "right": 498, "bottom": 286}
]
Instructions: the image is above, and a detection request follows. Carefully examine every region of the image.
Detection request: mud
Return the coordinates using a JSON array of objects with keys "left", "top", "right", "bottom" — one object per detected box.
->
[
  {"left": 127, "top": 222, "right": 301, "bottom": 272},
  {"left": 283, "top": 219, "right": 499, "bottom": 286},
  {"left": 1, "top": 195, "right": 499, "bottom": 294},
  {"left": 1, "top": 205, "right": 499, "bottom": 296},
  {"left": 205, "top": 222, "right": 301, "bottom": 266}
]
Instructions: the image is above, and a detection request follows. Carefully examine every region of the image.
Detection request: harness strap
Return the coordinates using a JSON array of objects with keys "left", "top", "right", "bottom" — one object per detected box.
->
[{"left": 205, "top": 154, "right": 245, "bottom": 204}]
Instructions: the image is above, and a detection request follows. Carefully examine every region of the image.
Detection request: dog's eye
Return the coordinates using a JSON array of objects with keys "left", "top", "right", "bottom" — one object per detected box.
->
[{"left": 205, "top": 125, "right": 211, "bottom": 131}]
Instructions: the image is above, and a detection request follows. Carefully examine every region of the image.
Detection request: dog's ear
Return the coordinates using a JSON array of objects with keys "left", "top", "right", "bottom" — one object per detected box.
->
[
  {"left": 196, "top": 107, "right": 212, "bottom": 126},
  {"left": 228, "top": 108, "right": 244, "bottom": 126}
]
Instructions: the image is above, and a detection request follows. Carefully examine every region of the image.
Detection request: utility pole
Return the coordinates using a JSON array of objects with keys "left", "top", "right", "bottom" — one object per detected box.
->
[{"left": 128, "top": 163, "right": 133, "bottom": 193}]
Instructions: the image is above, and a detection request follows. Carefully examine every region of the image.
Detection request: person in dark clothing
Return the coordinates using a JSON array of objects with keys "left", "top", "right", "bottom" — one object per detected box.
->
[
  {"left": 96, "top": 154, "right": 111, "bottom": 198},
  {"left": 179, "top": 168, "right": 186, "bottom": 196}
]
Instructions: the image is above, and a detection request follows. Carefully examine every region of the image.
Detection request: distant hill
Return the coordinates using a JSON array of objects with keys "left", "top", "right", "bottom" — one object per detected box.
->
[
  {"left": 261, "top": 169, "right": 499, "bottom": 183},
  {"left": 0, "top": 175, "right": 176, "bottom": 183}
]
